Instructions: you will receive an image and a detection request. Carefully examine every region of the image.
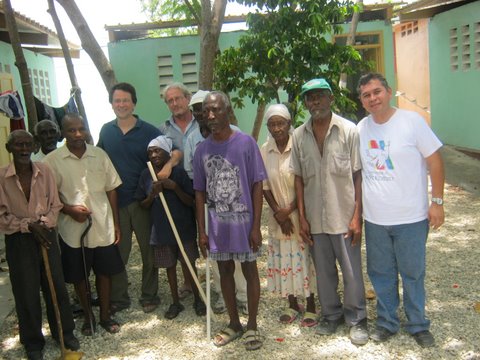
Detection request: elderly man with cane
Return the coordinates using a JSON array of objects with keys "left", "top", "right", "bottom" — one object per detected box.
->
[{"left": 0, "top": 130, "right": 79, "bottom": 360}]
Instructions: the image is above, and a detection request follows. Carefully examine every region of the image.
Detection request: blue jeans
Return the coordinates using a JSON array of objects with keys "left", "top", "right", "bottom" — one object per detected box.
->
[{"left": 365, "top": 219, "right": 430, "bottom": 334}]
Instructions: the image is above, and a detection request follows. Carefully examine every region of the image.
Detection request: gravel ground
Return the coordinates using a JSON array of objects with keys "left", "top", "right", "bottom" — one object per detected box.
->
[{"left": 1, "top": 182, "right": 479, "bottom": 360}]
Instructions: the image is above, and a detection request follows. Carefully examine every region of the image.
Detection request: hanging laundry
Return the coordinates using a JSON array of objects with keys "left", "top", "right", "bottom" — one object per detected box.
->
[
  {"left": 34, "top": 95, "right": 81, "bottom": 132},
  {"left": 0, "top": 91, "right": 25, "bottom": 119}
]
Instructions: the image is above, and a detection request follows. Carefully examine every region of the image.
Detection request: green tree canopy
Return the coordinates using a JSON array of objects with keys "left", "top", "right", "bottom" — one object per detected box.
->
[{"left": 215, "top": 0, "right": 369, "bottom": 125}]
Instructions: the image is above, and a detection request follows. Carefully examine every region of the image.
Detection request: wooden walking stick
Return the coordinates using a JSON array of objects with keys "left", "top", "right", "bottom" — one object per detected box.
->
[
  {"left": 40, "top": 244, "right": 84, "bottom": 360},
  {"left": 147, "top": 162, "right": 216, "bottom": 322}
]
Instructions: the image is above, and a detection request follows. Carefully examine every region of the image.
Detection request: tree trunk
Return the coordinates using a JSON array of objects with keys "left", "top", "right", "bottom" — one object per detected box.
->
[
  {"left": 339, "top": 0, "right": 363, "bottom": 89},
  {"left": 2, "top": 0, "right": 38, "bottom": 132},
  {"left": 55, "top": 0, "right": 117, "bottom": 92},
  {"left": 198, "top": 0, "right": 227, "bottom": 90},
  {"left": 251, "top": 102, "right": 266, "bottom": 141},
  {"left": 47, "top": 0, "right": 92, "bottom": 143}
]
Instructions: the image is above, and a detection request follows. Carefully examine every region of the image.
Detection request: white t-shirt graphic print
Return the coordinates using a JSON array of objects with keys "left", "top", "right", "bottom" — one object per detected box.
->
[{"left": 358, "top": 109, "right": 442, "bottom": 226}]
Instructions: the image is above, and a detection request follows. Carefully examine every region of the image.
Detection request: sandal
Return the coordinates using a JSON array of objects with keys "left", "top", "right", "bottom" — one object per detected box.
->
[
  {"left": 243, "top": 329, "right": 264, "bottom": 351},
  {"left": 142, "top": 301, "right": 158, "bottom": 313},
  {"left": 81, "top": 321, "right": 96, "bottom": 336},
  {"left": 99, "top": 318, "right": 120, "bottom": 334},
  {"left": 213, "top": 327, "right": 244, "bottom": 347},
  {"left": 301, "top": 311, "right": 318, "bottom": 327},
  {"left": 165, "top": 303, "right": 185, "bottom": 319},
  {"left": 279, "top": 308, "right": 300, "bottom": 324},
  {"left": 193, "top": 300, "right": 206, "bottom": 316}
]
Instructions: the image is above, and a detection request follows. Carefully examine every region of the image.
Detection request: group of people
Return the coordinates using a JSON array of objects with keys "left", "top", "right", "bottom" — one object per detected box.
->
[
  {"left": 260, "top": 74, "right": 444, "bottom": 350},
  {"left": 0, "top": 72, "right": 444, "bottom": 359}
]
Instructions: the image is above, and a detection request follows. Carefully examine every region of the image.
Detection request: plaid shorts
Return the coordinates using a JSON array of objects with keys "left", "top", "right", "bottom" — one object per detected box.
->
[
  {"left": 153, "top": 241, "right": 199, "bottom": 269},
  {"left": 209, "top": 246, "right": 262, "bottom": 262}
]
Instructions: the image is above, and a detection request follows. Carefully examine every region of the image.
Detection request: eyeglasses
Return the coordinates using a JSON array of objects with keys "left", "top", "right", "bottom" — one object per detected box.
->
[{"left": 166, "top": 96, "right": 186, "bottom": 105}]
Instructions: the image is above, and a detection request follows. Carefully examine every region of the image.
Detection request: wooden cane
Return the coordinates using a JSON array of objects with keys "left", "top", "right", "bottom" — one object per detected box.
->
[
  {"left": 41, "top": 244, "right": 84, "bottom": 359},
  {"left": 147, "top": 162, "right": 216, "bottom": 322}
]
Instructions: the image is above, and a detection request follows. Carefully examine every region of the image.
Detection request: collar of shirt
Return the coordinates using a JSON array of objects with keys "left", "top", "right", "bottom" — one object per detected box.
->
[
  {"left": 265, "top": 134, "right": 292, "bottom": 154},
  {"left": 4, "top": 161, "right": 42, "bottom": 179},
  {"left": 305, "top": 112, "right": 347, "bottom": 144},
  {"left": 58, "top": 143, "right": 97, "bottom": 160},
  {"left": 165, "top": 116, "right": 197, "bottom": 133}
]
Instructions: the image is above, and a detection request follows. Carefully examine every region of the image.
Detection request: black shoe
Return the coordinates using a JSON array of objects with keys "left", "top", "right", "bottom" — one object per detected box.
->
[
  {"left": 193, "top": 299, "right": 206, "bottom": 316},
  {"left": 315, "top": 317, "right": 344, "bottom": 335},
  {"left": 349, "top": 319, "right": 369, "bottom": 346},
  {"left": 370, "top": 326, "right": 395, "bottom": 342},
  {"left": 63, "top": 334, "right": 80, "bottom": 351},
  {"left": 26, "top": 350, "right": 43, "bottom": 360},
  {"left": 165, "top": 303, "right": 185, "bottom": 319},
  {"left": 412, "top": 330, "right": 435, "bottom": 348}
]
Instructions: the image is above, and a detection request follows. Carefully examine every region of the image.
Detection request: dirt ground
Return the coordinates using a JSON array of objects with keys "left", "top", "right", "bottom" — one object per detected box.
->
[{"left": 0, "top": 145, "right": 479, "bottom": 359}]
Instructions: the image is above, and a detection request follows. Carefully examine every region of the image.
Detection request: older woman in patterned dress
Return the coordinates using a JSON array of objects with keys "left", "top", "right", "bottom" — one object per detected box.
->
[{"left": 260, "top": 104, "right": 317, "bottom": 326}]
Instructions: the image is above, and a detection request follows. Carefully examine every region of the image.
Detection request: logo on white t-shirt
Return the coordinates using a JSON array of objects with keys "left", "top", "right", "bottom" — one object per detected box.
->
[{"left": 365, "top": 139, "right": 394, "bottom": 171}]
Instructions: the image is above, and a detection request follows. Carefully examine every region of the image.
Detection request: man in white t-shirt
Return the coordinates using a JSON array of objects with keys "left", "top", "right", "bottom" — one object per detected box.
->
[{"left": 357, "top": 73, "right": 445, "bottom": 348}]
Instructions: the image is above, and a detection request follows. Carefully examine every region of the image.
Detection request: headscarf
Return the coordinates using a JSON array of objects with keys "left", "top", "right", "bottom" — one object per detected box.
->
[
  {"left": 147, "top": 135, "right": 172, "bottom": 154},
  {"left": 264, "top": 104, "right": 291, "bottom": 123}
]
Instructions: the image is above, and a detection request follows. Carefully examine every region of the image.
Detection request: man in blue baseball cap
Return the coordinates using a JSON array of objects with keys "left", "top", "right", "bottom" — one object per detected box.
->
[{"left": 290, "top": 78, "right": 369, "bottom": 345}]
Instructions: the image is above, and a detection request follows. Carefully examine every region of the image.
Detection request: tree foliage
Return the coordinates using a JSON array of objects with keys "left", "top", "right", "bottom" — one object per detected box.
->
[
  {"left": 139, "top": 0, "right": 202, "bottom": 36},
  {"left": 215, "top": 0, "right": 369, "bottom": 125}
]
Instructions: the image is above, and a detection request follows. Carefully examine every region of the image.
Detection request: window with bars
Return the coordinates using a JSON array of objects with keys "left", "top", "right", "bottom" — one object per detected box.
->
[
  {"left": 450, "top": 27, "right": 459, "bottom": 71},
  {"left": 401, "top": 21, "right": 418, "bottom": 37},
  {"left": 158, "top": 55, "right": 174, "bottom": 95},
  {"left": 28, "top": 68, "right": 52, "bottom": 104},
  {"left": 181, "top": 53, "right": 197, "bottom": 93},
  {"left": 475, "top": 22, "right": 480, "bottom": 70},
  {"left": 461, "top": 25, "right": 471, "bottom": 71}
]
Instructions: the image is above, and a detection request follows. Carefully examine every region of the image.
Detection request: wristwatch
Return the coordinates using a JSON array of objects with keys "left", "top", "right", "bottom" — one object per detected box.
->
[{"left": 431, "top": 197, "right": 444, "bottom": 205}]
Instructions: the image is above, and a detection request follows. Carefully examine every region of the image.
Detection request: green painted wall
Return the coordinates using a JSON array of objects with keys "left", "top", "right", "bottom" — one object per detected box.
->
[
  {"left": 108, "top": 20, "right": 395, "bottom": 144},
  {"left": 429, "top": 1, "right": 480, "bottom": 150},
  {"left": 0, "top": 41, "right": 58, "bottom": 128},
  {"left": 108, "top": 31, "right": 267, "bottom": 138}
]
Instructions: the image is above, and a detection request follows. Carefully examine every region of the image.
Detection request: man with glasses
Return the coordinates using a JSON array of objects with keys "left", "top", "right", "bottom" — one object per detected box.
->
[
  {"left": 290, "top": 78, "right": 368, "bottom": 345},
  {"left": 98, "top": 82, "right": 181, "bottom": 314}
]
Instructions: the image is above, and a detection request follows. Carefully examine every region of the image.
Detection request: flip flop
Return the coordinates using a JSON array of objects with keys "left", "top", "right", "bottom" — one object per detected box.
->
[
  {"left": 81, "top": 321, "right": 96, "bottom": 336},
  {"left": 279, "top": 308, "right": 300, "bottom": 324},
  {"left": 213, "top": 327, "right": 244, "bottom": 347},
  {"left": 301, "top": 311, "right": 318, "bottom": 327},
  {"left": 243, "top": 329, "right": 264, "bottom": 351},
  {"left": 99, "top": 318, "right": 120, "bottom": 334}
]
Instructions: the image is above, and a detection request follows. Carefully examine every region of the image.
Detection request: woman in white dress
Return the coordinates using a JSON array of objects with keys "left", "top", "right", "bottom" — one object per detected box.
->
[{"left": 260, "top": 104, "right": 317, "bottom": 326}]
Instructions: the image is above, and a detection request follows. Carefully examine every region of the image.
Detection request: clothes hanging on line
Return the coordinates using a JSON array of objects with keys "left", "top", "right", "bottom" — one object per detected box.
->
[
  {"left": 34, "top": 96, "right": 79, "bottom": 132},
  {"left": 0, "top": 91, "right": 25, "bottom": 120}
]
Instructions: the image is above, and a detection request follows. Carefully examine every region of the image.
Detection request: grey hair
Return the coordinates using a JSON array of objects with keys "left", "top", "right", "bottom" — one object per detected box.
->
[
  {"left": 6, "top": 129, "right": 33, "bottom": 146},
  {"left": 162, "top": 82, "right": 191, "bottom": 100},
  {"left": 34, "top": 119, "right": 60, "bottom": 135},
  {"left": 205, "top": 91, "right": 232, "bottom": 109}
]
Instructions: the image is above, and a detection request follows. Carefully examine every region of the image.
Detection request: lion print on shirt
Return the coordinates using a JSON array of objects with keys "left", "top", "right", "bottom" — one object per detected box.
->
[{"left": 205, "top": 154, "right": 248, "bottom": 221}]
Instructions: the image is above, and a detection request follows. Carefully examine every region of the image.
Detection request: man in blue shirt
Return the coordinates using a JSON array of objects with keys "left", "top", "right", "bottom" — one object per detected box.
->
[{"left": 98, "top": 82, "right": 181, "bottom": 314}]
